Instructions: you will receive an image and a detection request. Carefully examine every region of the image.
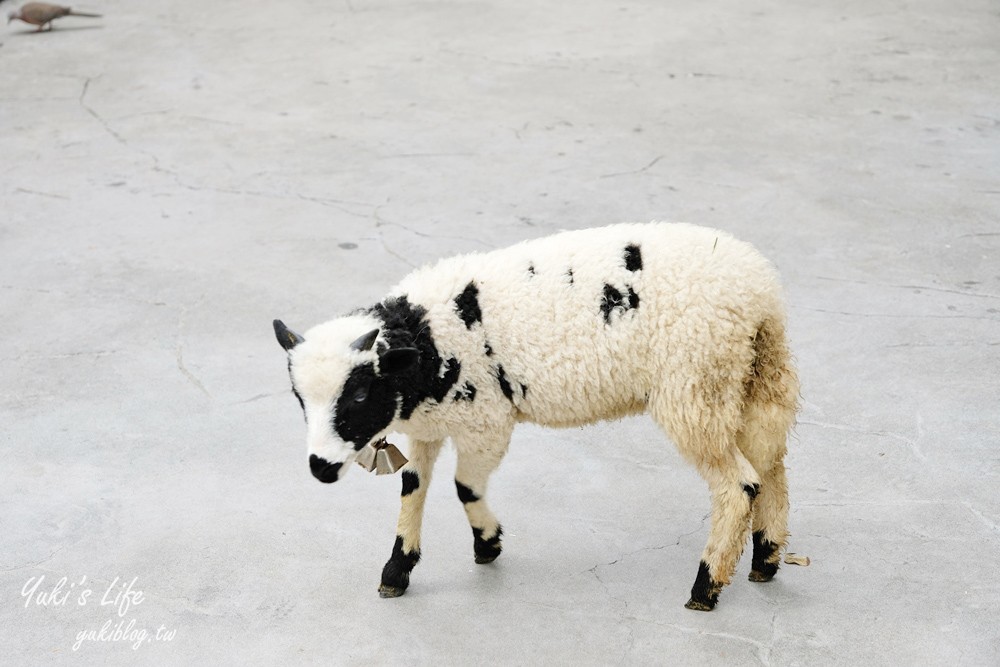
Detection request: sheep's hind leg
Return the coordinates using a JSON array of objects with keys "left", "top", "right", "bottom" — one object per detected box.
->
[
  {"left": 453, "top": 434, "right": 510, "bottom": 564},
  {"left": 686, "top": 450, "right": 761, "bottom": 611},
  {"left": 379, "top": 439, "right": 444, "bottom": 598},
  {"left": 749, "top": 461, "right": 789, "bottom": 582}
]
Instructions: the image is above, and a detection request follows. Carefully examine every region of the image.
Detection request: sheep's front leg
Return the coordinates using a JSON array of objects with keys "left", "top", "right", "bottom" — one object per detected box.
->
[
  {"left": 454, "top": 434, "right": 510, "bottom": 564},
  {"left": 379, "top": 439, "right": 443, "bottom": 598}
]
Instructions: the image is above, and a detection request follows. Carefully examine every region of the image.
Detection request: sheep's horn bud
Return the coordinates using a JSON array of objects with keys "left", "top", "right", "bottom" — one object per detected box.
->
[{"left": 349, "top": 328, "right": 380, "bottom": 352}]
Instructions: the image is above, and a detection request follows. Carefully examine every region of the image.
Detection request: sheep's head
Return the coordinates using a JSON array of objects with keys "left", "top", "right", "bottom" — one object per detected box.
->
[{"left": 273, "top": 317, "right": 419, "bottom": 483}]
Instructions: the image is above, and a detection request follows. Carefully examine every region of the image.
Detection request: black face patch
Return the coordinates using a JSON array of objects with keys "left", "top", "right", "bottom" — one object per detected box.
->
[
  {"left": 600, "top": 284, "right": 640, "bottom": 323},
  {"left": 333, "top": 362, "right": 397, "bottom": 450},
  {"left": 368, "top": 296, "right": 462, "bottom": 421},
  {"left": 624, "top": 244, "right": 642, "bottom": 271},
  {"left": 454, "top": 282, "right": 482, "bottom": 329}
]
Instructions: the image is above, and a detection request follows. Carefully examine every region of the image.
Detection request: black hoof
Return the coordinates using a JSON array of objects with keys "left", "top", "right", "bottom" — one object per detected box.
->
[
  {"left": 473, "top": 526, "right": 503, "bottom": 564},
  {"left": 749, "top": 565, "right": 777, "bottom": 583},
  {"left": 687, "top": 560, "right": 721, "bottom": 611},
  {"left": 378, "top": 584, "right": 406, "bottom": 598},
  {"left": 684, "top": 597, "right": 716, "bottom": 612},
  {"left": 380, "top": 536, "right": 419, "bottom": 596},
  {"left": 750, "top": 531, "right": 780, "bottom": 583}
]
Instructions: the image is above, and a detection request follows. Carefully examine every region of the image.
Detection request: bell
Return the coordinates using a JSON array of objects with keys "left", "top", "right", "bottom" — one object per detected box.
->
[
  {"left": 375, "top": 443, "right": 409, "bottom": 475},
  {"left": 355, "top": 444, "right": 377, "bottom": 472}
]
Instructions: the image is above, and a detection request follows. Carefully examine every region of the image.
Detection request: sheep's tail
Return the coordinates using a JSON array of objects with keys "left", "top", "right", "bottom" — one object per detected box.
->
[{"left": 745, "top": 317, "right": 799, "bottom": 415}]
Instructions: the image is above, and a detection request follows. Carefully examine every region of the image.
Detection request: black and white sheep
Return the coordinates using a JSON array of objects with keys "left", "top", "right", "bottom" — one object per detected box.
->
[{"left": 273, "top": 222, "right": 799, "bottom": 611}]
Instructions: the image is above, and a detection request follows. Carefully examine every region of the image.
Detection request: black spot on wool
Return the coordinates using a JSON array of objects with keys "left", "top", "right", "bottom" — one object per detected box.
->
[
  {"left": 484, "top": 342, "right": 494, "bottom": 357},
  {"left": 401, "top": 471, "right": 420, "bottom": 497},
  {"left": 600, "top": 284, "right": 640, "bottom": 323},
  {"left": 743, "top": 483, "right": 760, "bottom": 499},
  {"left": 566, "top": 268, "right": 574, "bottom": 285},
  {"left": 453, "top": 282, "right": 482, "bottom": 329},
  {"left": 624, "top": 244, "right": 642, "bottom": 271},
  {"left": 527, "top": 264, "right": 536, "bottom": 276},
  {"left": 455, "top": 480, "right": 479, "bottom": 504},
  {"left": 453, "top": 381, "right": 477, "bottom": 402},
  {"left": 495, "top": 365, "right": 515, "bottom": 402}
]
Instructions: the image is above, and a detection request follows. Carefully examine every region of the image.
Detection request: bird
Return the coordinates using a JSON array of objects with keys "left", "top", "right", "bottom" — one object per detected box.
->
[{"left": 7, "top": 2, "right": 102, "bottom": 31}]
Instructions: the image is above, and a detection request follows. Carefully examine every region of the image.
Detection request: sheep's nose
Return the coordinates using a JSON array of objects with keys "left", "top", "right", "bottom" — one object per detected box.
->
[{"left": 309, "top": 455, "right": 342, "bottom": 483}]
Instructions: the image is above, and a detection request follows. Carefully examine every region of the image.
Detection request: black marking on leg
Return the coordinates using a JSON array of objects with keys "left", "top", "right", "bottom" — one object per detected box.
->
[
  {"left": 743, "top": 483, "right": 760, "bottom": 500},
  {"left": 749, "top": 531, "right": 780, "bottom": 582},
  {"left": 624, "top": 244, "right": 642, "bottom": 271},
  {"left": 401, "top": 471, "right": 420, "bottom": 496},
  {"left": 455, "top": 480, "right": 480, "bottom": 504},
  {"left": 495, "top": 364, "right": 515, "bottom": 401},
  {"left": 379, "top": 535, "right": 421, "bottom": 597},
  {"left": 472, "top": 525, "right": 503, "bottom": 564},
  {"left": 453, "top": 381, "right": 477, "bottom": 402},
  {"left": 685, "top": 560, "right": 721, "bottom": 611},
  {"left": 453, "top": 282, "right": 482, "bottom": 329}
]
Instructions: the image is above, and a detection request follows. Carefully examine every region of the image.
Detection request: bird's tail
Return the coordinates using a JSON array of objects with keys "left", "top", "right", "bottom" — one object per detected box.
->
[{"left": 68, "top": 10, "right": 103, "bottom": 17}]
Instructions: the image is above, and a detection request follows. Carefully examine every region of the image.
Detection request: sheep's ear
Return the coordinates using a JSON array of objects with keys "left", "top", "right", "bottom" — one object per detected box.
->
[
  {"left": 349, "top": 328, "right": 380, "bottom": 352},
  {"left": 379, "top": 348, "right": 419, "bottom": 375},
  {"left": 273, "top": 320, "right": 304, "bottom": 352}
]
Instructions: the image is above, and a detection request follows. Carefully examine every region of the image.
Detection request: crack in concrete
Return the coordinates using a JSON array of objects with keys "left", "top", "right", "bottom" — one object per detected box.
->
[
  {"left": 14, "top": 187, "right": 70, "bottom": 199},
  {"left": 4, "top": 350, "right": 118, "bottom": 362},
  {"left": 815, "top": 275, "right": 1000, "bottom": 300},
  {"left": 372, "top": 205, "right": 493, "bottom": 248},
  {"left": 797, "top": 418, "right": 926, "bottom": 462},
  {"left": 79, "top": 76, "right": 177, "bottom": 179},
  {"left": 600, "top": 155, "right": 665, "bottom": 179},
  {"left": 885, "top": 341, "right": 1000, "bottom": 348},
  {"left": 793, "top": 306, "right": 1000, "bottom": 322},
  {"left": 176, "top": 295, "right": 211, "bottom": 400},
  {"left": 962, "top": 502, "right": 1000, "bottom": 538}
]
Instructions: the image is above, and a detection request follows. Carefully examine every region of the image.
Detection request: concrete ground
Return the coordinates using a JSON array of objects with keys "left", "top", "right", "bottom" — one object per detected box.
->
[{"left": 2, "top": 0, "right": 998, "bottom": 664}]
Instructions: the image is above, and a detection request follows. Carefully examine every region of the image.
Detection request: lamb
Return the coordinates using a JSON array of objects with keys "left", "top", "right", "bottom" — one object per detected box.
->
[{"left": 272, "top": 221, "right": 799, "bottom": 611}]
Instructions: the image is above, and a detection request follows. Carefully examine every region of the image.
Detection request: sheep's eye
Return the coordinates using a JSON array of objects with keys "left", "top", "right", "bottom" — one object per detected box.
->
[{"left": 353, "top": 388, "right": 368, "bottom": 403}]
